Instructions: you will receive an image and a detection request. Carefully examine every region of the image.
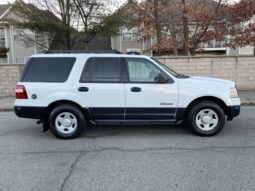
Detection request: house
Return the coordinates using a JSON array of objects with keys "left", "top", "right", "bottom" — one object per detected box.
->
[
  {"left": 111, "top": 0, "right": 254, "bottom": 56},
  {"left": 0, "top": 3, "right": 112, "bottom": 64},
  {"left": 0, "top": 4, "right": 50, "bottom": 64},
  {"left": 111, "top": 26, "right": 149, "bottom": 55},
  {"left": 111, "top": 0, "right": 152, "bottom": 55}
]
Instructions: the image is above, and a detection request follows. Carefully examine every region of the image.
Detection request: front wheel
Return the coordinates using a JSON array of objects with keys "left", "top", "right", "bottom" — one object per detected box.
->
[
  {"left": 187, "top": 101, "right": 225, "bottom": 136},
  {"left": 49, "top": 104, "right": 86, "bottom": 139}
]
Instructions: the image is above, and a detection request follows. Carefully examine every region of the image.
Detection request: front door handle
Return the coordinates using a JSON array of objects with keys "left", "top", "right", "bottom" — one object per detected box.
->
[
  {"left": 131, "top": 87, "right": 141, "bottom": 92},
  {"left": 78, "top": 87, "right": 89, "bottom": 92}
]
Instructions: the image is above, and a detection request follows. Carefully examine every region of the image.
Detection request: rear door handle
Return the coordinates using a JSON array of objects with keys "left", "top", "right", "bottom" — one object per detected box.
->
[
  {"left": 131, "top": 87, "right": 141, "bottom": 92},
  {"left": 78, "top": 87, "right": 89, "bottom": 92}
]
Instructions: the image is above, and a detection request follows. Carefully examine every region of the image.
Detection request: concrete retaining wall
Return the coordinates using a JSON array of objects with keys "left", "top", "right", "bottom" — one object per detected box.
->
[
  {"left": 0, "top": 64, "right": 23, "bottom": 97},
  {"left": 0, "top": 56, "right": 255, "bottom": 98},
  {"left": 156, "top": 56, "right": 255, "bottom": 90}
]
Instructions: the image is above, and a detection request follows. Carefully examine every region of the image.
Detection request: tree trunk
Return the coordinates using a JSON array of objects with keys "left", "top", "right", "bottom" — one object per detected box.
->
[
  {"left": 173, "top": 47, "right": 178, "bottom": 56},
  {"left": 190, "top": 48, "right": 196, "bottom": 56},
  {"left": 154, "top": 0, "right": 161, "bottom": 53},
  {"left": 182, "top": 0, "right": 189, "bottom": 56},
  {"left": 172, "top": 37, "right": 178, "bottom": 56},
  {"left": 66, "top": 32, "right": 71, "bottom": 50}
]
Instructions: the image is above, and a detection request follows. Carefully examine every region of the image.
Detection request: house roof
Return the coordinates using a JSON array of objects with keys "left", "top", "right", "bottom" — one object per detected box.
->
[{"left": 0, "top": 4, "right": 9, "bottom": 17}]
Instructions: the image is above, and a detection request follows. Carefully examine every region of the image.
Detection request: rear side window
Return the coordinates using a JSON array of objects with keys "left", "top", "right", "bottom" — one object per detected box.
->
[
  {"left": 80, "top": 57, "right": 121, "bottom": 82},
  {"left": 22, "top": 57, "right": 75, "bottom": 82}
]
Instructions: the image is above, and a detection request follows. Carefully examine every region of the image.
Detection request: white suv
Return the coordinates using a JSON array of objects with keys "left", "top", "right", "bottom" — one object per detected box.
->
[{"left": 14, "top": 51, "right": 241, "bottom": 139}]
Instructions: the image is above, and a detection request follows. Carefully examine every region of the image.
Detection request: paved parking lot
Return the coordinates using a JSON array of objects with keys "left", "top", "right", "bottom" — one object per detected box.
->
[{"left": 0, "top": 107, "right": 254, "bottom": 191}]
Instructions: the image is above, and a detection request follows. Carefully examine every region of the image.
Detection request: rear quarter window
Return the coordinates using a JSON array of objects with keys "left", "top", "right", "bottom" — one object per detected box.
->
[{"left": 21, "top": 57, "right": 76, "bottom": 82}]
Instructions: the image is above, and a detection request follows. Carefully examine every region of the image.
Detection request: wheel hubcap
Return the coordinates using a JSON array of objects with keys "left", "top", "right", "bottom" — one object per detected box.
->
[
  {"left": 202, "top": 116, "right": 212, "bottom": 124},
  {"left": 55, "top": 112, "right": 78, "bottom": 134},
  {"left": 196, "top": 109, "right": 219, "bottom": 131},
  {"left": 62, "top": 119, "right": 72, "bottom": 127}
]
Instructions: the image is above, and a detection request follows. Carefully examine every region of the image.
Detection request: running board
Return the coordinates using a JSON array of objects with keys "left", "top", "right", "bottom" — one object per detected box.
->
[{"left": 89, "top": 119, "right": 183, "bottom": 125}]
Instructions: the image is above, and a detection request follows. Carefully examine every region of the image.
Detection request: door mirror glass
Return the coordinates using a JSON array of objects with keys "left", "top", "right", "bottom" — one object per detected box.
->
[{"left": 154, "top": 73, "right": 168, "bottom": 83}]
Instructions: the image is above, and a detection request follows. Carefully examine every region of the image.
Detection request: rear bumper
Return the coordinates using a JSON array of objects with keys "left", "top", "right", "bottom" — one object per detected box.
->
[
  {"left": 14, "top": 106, "right": 46, "bottom": 119},
  {"left": 227, "top": 106, "right": 240, "bottom": 121}
]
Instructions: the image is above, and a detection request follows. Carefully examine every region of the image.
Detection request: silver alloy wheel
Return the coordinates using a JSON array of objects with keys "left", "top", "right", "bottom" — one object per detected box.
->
[
  {"left": 55, "top": 112, "right": 78, "bottom": 134},
  {"left": 195, "top": 109, "right": 219, "bottom": 131}
]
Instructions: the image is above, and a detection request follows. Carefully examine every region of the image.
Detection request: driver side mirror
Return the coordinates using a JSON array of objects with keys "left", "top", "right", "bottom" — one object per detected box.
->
[{"left": 154, "top": 73, "right": 169, "bottom": 83}]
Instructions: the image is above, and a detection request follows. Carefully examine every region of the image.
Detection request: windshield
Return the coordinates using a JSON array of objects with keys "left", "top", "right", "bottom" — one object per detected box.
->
[{"left": 150, "top": 57, "right": 180, "bottom": 77}]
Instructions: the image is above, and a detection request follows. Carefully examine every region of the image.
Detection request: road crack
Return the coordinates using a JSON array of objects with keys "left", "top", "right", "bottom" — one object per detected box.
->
[
  {"left": 1, "top": 145, "right": 255, "bottom": 156},
  {"left": 59, "top": 152, "right": 84, "bottom": 191}
]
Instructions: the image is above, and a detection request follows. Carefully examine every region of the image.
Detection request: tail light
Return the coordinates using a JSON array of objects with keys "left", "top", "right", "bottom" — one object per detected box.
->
[{"left": 15, "top": 85, "right": 28, "bottom": 99}]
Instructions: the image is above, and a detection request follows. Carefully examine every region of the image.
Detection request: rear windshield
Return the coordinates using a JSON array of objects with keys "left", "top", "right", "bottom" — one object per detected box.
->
[{"left": 21, "top": 57, "right": 76, "bottom": 82}]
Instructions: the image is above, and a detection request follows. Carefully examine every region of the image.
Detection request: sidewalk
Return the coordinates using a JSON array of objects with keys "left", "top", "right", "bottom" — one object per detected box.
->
[
  {"left": 238, "top": 91, "right": 255, "bottom": 105},
  {"left": 0, "top": 91, "right": 255, "bottom": 111}
]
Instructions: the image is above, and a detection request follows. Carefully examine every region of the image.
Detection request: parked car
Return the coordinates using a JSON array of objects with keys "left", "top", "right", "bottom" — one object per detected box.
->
[{"left": 14, "top": 50, "right": 241, "bottom": 139}]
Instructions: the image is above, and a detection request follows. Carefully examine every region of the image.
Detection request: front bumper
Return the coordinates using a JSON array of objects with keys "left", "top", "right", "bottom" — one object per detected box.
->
[{"left": 226, "top": 105, "right": 240, "bottom": 121}]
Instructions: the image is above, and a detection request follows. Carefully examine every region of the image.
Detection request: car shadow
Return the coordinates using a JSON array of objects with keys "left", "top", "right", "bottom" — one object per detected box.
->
[{"left": 80, "top": 124, "right": 190, "bottom": 138}]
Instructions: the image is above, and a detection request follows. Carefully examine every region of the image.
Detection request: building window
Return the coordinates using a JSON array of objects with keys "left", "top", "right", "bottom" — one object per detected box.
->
[
  {"left": 16, "top": 57, "right": 30, "bottom": 64},
  {"left": 122, "top": 27, "right": 139, "bottom": 42},
  {"left": 0, "top": 27, "right": 5, "bottom": 48},
  {"left": 199, "top": 36, "right": 228, "bottom": 49}
]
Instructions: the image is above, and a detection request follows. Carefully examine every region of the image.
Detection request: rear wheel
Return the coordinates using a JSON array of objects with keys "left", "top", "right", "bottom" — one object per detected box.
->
[
  {"left": 49, "top": 104, "right": 86, "bottom": 139},
  {"left": 187, "top": 101, "right": 225, "bottom": 136}
]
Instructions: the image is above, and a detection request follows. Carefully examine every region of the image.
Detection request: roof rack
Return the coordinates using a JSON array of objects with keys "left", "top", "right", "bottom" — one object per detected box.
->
[{"left": 44, "top": 50, "right": 123, "bottom": 54}]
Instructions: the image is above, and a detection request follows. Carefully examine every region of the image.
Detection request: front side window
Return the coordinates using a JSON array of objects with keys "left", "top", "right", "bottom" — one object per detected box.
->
[
  {"left": 126, "top": 58, "right": 166, "bottom": 83},
  {"left": 80, "top": 57, "right": 121, "bottom": 82},
  {"left": 22, "top": 57, "right": 75, "bottom": 82}
]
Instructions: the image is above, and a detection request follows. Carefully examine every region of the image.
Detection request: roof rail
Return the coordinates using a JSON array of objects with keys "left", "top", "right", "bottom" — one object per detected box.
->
[{"left": 44, "top": 50, "right": 123, "bottom": 54}]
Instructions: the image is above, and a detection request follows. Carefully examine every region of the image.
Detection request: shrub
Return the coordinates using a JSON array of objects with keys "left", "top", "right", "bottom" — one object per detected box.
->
[{"left": 0, "top": 47, "right": 9, "bottom": 58}]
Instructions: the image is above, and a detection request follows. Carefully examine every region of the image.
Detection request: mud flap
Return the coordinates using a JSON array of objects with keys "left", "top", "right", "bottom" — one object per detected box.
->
[{"left": 43, "top": 120, "right": 50, "bottom": 133}]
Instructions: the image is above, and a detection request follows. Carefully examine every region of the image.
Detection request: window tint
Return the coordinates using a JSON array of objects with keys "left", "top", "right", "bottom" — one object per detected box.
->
[
  {"left": 80, "top": 57, "right": 121, "bottom": 82},
  {"left": 126, "top": 58, "right": 162, "bottom": 82},
  {"left": 22, "top": 57, "right": 75, "bottom": 82}
]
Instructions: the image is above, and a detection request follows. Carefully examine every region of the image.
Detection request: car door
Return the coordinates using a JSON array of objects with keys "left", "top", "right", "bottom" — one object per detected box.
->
[
  {"left": 124, "top": 57, "right": 178, "bottom": 120},
  {"left": 78, "top": 57, "right": 125, "bottom": 120}
]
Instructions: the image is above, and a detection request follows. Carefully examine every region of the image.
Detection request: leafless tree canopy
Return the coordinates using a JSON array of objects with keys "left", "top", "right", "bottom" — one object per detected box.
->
[{"left": 8, "top": 0, "right": 126, "bottom": 49}]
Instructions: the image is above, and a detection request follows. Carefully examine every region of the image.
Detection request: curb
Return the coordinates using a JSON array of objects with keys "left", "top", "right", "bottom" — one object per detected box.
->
[
  {"left": 0, "top": 108, "right": 14, "bottom": 112},
  {"left": 241, "top": 102, "right": 255, "bottom": 106}
]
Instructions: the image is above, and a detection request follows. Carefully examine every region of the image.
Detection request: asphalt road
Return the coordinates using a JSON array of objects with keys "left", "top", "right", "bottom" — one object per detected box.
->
[{"left": 0, "top": 107, "right": 255, "bottom": 191}]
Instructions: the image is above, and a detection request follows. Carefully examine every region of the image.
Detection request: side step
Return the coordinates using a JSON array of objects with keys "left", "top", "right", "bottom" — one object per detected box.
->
[{"left": 89, "top": 119, "right": 183, "bottom": 125}]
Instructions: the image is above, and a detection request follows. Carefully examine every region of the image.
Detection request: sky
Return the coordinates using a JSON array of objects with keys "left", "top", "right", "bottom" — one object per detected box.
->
[{"left": 0, "top": 0, "right": 14, "bottom": 3}]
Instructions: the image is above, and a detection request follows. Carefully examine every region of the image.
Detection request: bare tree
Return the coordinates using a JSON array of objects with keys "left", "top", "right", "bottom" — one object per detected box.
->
[
  {"left": 7, "top": 0, "right": 127, "bottom": 50},
  {"left": 223, "top": 0, "right": 255, "bottom": 54},
  {"left": 136, "top": 0, "right": 226, "bottom": 56},
  {"left": 72, "top": 0, "right": 128, "bottom": 48},
  {"left": 6, "top": 0, "right": 78, "bottom": 49}
]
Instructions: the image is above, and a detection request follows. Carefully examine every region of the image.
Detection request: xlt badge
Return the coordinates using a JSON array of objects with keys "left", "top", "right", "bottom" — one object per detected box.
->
[{"left": 160, "top": 103, "right": 173, "bottom": 106}]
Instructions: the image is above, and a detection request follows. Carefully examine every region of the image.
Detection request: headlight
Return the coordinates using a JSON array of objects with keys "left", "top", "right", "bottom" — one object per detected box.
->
[{"left": 229, "top": 87, "right": 238, "bottom": 98}]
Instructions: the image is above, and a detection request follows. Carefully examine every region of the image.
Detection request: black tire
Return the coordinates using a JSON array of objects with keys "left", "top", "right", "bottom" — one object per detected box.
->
[
  {"left": 49, "top": 104, "right": 86, "bottom": 139},
  {"left": 187, "top": 101, "right": 225, "bottom": 136}
]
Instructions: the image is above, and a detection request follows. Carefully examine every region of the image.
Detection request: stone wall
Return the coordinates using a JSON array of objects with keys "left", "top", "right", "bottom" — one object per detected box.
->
[
  {"left": 0, "top": 64, "right": 23, "bottom": 97},
  {"left": 156, "top": 56, "right": 255, "bottom": 90},
  {"left": 0, "top": 56, "right": 255, "bottom": 98}
]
